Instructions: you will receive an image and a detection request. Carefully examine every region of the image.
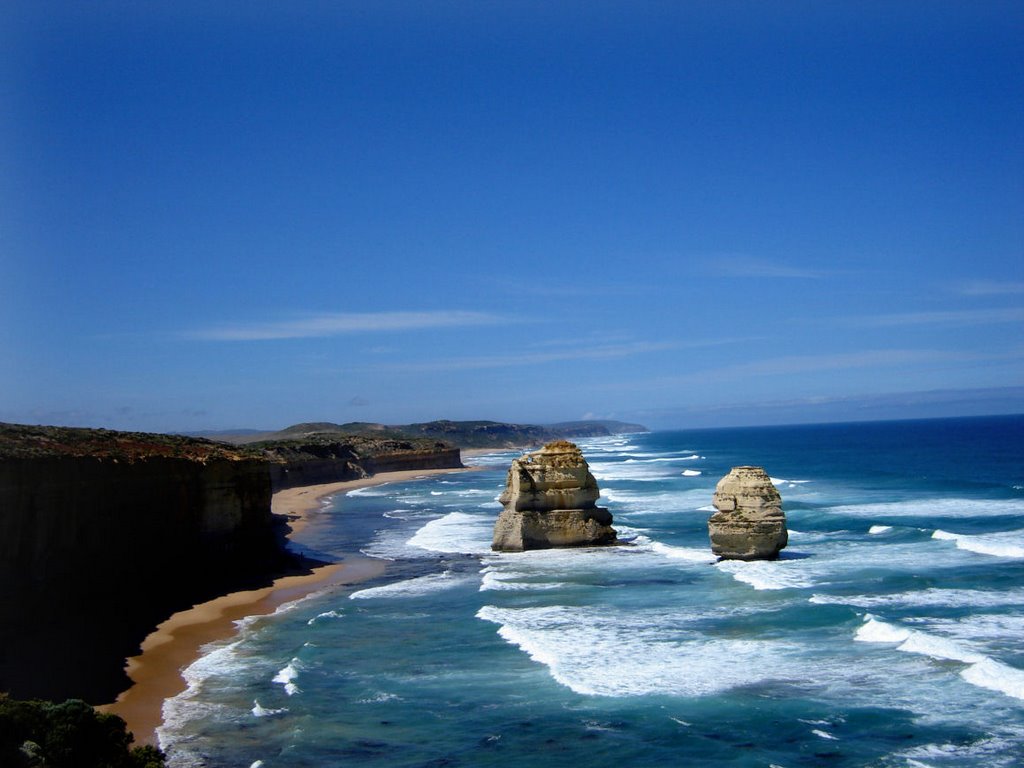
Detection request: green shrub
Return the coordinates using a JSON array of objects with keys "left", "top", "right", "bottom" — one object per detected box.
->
[{"left": 0, "top": 694, "right": 166, "bottom": 768}]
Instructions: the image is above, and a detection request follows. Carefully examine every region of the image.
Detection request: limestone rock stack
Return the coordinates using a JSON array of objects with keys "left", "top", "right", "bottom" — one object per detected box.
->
[
  {"left": 492, "top": 440, "right": 617, "bottom": 551},
  {"left": 708, "top": 466, "right": 788, "bottom": 560}
]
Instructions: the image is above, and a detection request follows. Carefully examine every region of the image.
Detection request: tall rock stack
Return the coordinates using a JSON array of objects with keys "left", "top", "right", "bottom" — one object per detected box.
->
[
  {"left": 708, "top": 466, "right": 788, "bottom": 560},
  {"left": 492, "top": 440, "right": 617, "bottom": 551}
]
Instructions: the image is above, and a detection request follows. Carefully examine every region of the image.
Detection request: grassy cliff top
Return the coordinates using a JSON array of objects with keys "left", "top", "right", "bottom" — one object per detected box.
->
[
  {"left": 0, "top": 422, "right": 255, "bottom": 462},
  {"left": 227, "top": 419, "right": 648, "bottom": 449}
]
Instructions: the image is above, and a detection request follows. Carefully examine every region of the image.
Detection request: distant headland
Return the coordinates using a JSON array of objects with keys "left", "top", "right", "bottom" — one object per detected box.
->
[{"left": 192, "top": 418, "right": 649, "bottom": 449}]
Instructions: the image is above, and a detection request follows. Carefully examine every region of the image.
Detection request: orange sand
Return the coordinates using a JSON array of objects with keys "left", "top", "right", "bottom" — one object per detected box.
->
[{"left": 100, "top": 465, "right": 477, "bottom": 746}]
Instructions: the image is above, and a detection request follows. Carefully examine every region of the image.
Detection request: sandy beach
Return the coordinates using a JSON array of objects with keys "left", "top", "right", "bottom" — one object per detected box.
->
[{"left": 101, "top": 465, "right": 478, "bottom": 747}]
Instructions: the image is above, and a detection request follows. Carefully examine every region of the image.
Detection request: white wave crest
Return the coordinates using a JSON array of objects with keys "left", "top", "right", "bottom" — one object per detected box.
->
[
  {"left": 854, "top": 615, "right": 1024, "bottom": 701},
  {"left": 932, "top": 529, "right": 1024, "bottom": 559},
  {"left": 715, "top": 559, "right": 814, "bottom": 590},
  {"left": 479, "top": 569, "right": 567, "bottom": 592},
  {"left": 650, "top": 541, "right": 716, "bottom": 563},
  {"left": 347, "top": 486, "right": 389, "bottom": 497},
  {"left": 810, "top": 587, "right": 1024, "bottom": 610},
  {"left": 681, "top": 469, "right": 702, "bottom": 477},
  {"left": 830, "top": 498, "right": 1024, "bottom": 519},
  {"left": 476, "top": 604, "right": 799, "bottom": 697},
  {"left": 272, "top": 659, "right": 302, "bottom": 696},
  {"left": 868, "top": 525, "right": 892, "bottom": 534},
  {"left": 251, "top": 700, "right": 287, "bottom": 717},
  {"left": 350, "top": 571, "right": 474, "bottom": 600},
  {"left": 407, "top": 511, "right": 493, "bottom": 555},
  {"left": 306, "top": 609, "right": 343, "bottom": 626}
]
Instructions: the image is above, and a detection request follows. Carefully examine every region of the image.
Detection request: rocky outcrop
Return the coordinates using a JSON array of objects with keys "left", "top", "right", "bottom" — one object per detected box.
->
[
  {"left": 708, "top": 466, "right": 788, "bottom": 560},
  {"left": 492, "top": 440, "right": 616, "bottom": 551}
]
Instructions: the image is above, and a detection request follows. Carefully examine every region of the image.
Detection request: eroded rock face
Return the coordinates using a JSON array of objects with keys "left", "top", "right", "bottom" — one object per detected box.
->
[
  {"left": 492, "top": 440, "right": 617, "bottom": 551},
  {"left": 709, "top": 466, "right": 788, "bottom": 560}
]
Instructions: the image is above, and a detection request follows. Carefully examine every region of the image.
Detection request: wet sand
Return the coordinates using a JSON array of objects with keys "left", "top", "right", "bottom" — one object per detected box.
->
[{"left": 100, "top": 465, "right": 477, "bottom": 746}]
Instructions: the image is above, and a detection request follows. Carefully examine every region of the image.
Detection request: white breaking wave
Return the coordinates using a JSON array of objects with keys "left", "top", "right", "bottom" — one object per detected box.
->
[
  {"left": 681, "top": 469, "right": 702, "bottom": 477},
  {"left": 251, "top": 700, "right": 287, "bottom": 717},
  {"left": 347, "top": 486, "right": 390, "bottom": 497},
  {"left": 830, "top": 498, "right": 1024, "bottom": 519},
  {"left": 855, "top": 615, "right": 1024, "bottom": 701},
  {"left": 307, "top": 609, "right": 343, "bottom": 625},
  {"left": 810, "top": 587, "right": 1024, "bottom": 610},
  {"left": 272, "top": 659, "right": 302, "bottom": 696},
  {"left": 479, "top": 568, "right": 567, "bottom": 592},
  {"left": 932, "top": 528, "right": 1024, "bottom": 559},
  {"left": 476, "top": 604, "right": 803, "bottom": 697},
  {"left": 350, "top": 571, "right": 474, "bottom": 600},
  {"left": 650, "top": 541, "right": 716, "bottom": 563},
  {"left": 868, "top": 525, "right": 892, "bottom": 534},
  {"left": 407, "top": 511, "right": 493, "bottom": 555},
  {"left": 715, "top": 559, "right": 814, "bottom": 590}
]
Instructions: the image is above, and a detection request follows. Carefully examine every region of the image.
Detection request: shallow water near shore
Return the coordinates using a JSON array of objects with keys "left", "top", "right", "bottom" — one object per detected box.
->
[{"left": 158, "top": 415, "right": 1024, "bottom": 767}]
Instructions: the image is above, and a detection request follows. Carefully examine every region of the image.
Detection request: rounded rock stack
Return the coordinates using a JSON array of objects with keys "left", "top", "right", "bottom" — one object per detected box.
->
[
  {"left": 708, "top": 466, "right": 788, "bottom": 560},
  {"left": 491, "top": 440, "right": 617, "bottom": 551}
]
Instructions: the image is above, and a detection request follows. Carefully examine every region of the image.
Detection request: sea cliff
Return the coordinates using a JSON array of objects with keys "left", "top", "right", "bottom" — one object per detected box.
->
[{"left": 0, "top": 423, "right": 462, "bottom": 704}]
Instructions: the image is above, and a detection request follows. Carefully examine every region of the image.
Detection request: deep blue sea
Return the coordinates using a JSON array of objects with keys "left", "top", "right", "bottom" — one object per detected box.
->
[{"left": 159, "top": 416, "right": 1024, "bottom": 767}]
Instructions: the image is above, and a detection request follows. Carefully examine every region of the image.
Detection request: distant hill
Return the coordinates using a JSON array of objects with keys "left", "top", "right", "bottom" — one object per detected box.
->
[{"left": 214, "top": 419, "right": 648, "bottom": 449}]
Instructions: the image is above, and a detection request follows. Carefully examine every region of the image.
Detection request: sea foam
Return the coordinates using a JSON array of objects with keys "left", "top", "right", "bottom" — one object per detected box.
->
[
  {"left": 932, "top": 528, "right": 1024, "bottom": 559},
  {"left": 855, "top": 616, "right": 1024, "bottom": 701},
  {"left": 715, "top": 559, "right": 814, "bottom": 590},
  {"left": 830, "top": 498, "right": 1024, "bottom": 519},
  {"left": 476, "top": 604, "right": 799, "bottom": 697},
  {"left": 272, "top": 659, "right": 302, "bottom": 696},
  {"left": 406, "top": 511, "right": 493, "bottom": 555}
]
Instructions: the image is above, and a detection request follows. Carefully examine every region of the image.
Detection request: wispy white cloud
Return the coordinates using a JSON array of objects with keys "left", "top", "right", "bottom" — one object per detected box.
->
[
  {"left": 701, "top": 255, "right": 825, "bottom": 279},
  {"left": 360, "top": 340, "right": 680, "bottom": 373},
  {"left": 188, "top": 310, "right": 505, "bottom": 341},
  {"left": 845, "top": 307, "right": 1024, "bottom": 327},
  {"left": 956, "top": 280, "right": 1024, "bottom": 296}
]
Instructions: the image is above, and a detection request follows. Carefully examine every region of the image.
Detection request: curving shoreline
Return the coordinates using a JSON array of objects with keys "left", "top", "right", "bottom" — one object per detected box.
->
[{"left": 100, "top": 466, "right": 478, "bottom": 747}]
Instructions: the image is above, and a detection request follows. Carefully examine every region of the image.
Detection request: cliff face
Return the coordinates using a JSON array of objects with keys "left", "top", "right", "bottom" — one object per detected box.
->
[
  {"left": 0, "top": 423, "right": 464, "bottom": 703},
  {"left": 492, "top": 441, "right": 617, "bottom": 551},
  {"left": 260, "top": 436, "right": 463, "bottom": 491},
  {"left": 0, "top": 425, "right": 288, "bottom": 703}
]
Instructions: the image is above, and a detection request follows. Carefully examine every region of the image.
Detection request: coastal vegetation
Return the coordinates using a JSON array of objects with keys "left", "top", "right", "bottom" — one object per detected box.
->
[
  {"left": 0, "top": 695, "right": 165, "bottom": 767},
  {"left": 208, "top": 418, "right": 648, "bottom": 448}
]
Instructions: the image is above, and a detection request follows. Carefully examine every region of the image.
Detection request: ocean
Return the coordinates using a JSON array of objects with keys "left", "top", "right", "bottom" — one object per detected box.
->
[{"left": 158, "top": 415, "right": 1024, "bottom": 767}]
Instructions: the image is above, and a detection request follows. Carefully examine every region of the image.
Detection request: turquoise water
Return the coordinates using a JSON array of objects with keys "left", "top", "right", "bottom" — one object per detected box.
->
[{"left": 159, "top": 416, "right": 1024, "bottom": 767}]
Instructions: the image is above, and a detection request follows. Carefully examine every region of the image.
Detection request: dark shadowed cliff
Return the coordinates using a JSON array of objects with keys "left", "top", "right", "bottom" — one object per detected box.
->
[
  {"left": 0, "top": 423, "right": 462, "bottom": 704},
  {"left": 254, "top": 434, "right": 462, "bottom": 490}
]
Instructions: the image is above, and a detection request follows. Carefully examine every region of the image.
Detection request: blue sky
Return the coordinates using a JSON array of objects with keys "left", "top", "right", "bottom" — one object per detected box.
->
[{"left": 2, "top": 2, "right": 1022, "bottom": 431}]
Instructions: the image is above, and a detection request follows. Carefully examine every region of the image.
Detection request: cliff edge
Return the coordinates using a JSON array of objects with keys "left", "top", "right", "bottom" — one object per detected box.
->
[{"left": 0, "top": 424, "right": 292, "bottom": 703}]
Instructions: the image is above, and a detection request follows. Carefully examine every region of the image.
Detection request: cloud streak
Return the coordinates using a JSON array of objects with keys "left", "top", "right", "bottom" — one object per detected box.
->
[
  {"left": 956, "top": 280, "right": 1024, "bottom": 296},
  {"left": 188, "top": 310, "right": 505, "bottom": 341},
  {"left": 359, "top": 340, "right": 681, "bottom": 373},
  {"left": 845, "top": 307, "right": 1024, "bottom": 328}
]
